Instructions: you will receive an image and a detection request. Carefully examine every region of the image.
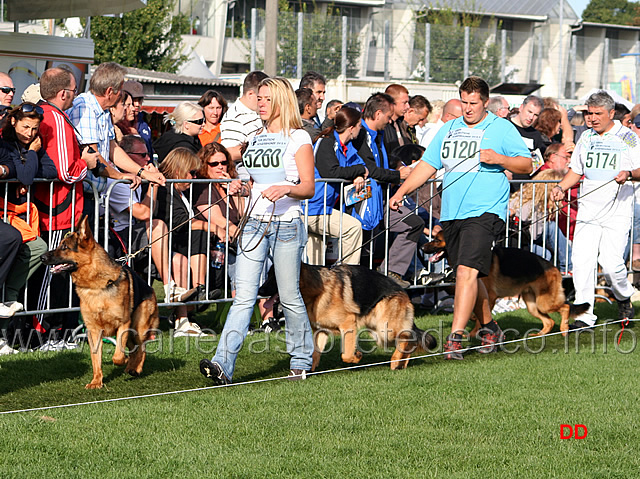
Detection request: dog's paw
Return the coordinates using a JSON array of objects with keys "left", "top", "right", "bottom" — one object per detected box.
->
[{"left": 85, "top": 381, "right": 104, "bottom": 389}]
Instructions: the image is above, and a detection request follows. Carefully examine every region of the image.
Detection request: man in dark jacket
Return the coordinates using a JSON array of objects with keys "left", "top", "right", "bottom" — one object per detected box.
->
[{"left": 352, "top": 93, "right": 423, "bottom": 288}]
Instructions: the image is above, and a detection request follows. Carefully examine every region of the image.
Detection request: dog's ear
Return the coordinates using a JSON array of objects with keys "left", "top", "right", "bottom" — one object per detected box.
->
[{"left": 76, "top": 215, "right": 94, "bottom": 243}]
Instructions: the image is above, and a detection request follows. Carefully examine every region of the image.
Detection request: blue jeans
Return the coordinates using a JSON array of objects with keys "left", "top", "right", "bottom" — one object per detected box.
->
[{"left": 212, "top": 217, "right": 313, "bottom": 379}]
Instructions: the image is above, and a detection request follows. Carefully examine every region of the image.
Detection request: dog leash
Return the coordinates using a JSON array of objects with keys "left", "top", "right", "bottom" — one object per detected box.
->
[
  {"left": 0, "top": 318, "right": 631, "bottom": 416},
  {"left": 113, "top": 183, "right": 242, "bottom": 265},
  {"left": 331, "top": 154, "right": 483, "bottom": 267},
  {"left": 495, "top": 176, "right": 620, "bottom": 247}
]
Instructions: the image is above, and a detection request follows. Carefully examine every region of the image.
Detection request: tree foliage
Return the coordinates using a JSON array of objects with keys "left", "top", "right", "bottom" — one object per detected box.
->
[
  {"left": 256, "top": 0, "right": 361, "bottom": 79},
  {"left": 582, "top": 0, "right": 640, "bottom": 25},
  {"left": 90, "top": 0, "right": 190, "bottom": 73},
  {"left": 412, "top": 3, "right": 512, "bottom": 85}
]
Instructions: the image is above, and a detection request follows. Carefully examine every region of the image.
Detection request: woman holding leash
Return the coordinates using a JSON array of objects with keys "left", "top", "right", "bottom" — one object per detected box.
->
[{"left": 200, "top": 77, "right": 315, "bottom": 384}]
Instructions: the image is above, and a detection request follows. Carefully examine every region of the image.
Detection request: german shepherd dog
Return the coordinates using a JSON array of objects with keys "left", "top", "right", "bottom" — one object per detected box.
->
[
  {"left": 422, "top": 231, "right": 589, "bottom": 336},
  {"left": 259, "top": 263, "right": 437, "bottom": 371},
  {"left": 41, "top": 216, "right": 159, "bottom": 389}
]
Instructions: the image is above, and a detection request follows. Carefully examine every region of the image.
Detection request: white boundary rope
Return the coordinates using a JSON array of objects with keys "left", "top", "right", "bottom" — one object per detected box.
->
[{"left": 1, "top": 318, "right": 634, "bottom": 416}]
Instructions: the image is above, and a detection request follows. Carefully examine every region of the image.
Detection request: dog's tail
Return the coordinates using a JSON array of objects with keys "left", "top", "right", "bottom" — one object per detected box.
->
[
  {"left": 569, "top": 302, "right": 590, "bottom": 318},
  {"left": 413, "top": 324, "right": 437, "bottom": 351}
]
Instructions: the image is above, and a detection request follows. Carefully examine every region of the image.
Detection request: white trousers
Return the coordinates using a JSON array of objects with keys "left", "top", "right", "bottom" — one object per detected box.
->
[{"left": 571, "top": 213, "right": 634, "bottom": 326}]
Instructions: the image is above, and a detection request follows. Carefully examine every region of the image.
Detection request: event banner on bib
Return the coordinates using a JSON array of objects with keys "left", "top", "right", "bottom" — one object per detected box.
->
[{"left": 440, "top": 128, "right": 484, "bottom": 173}]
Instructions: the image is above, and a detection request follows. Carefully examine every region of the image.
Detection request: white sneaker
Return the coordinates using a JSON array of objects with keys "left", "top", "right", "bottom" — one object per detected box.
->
[
  {"left": 0, "top": 339, "right": 18, "bottom": 355},
  {"left": 0, "top": 301, "right": 23, "bottom": 318},
  {"left": 173, "top": 318, "right": 210, "bottom": 337},
  {"left": 38, "top": 339, "right": 79, "bottom": 352}
]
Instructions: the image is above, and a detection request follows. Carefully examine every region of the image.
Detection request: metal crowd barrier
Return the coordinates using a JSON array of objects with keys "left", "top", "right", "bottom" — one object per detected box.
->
[{"left": 1, "top": 176, "right": 636, "bottom": 319}]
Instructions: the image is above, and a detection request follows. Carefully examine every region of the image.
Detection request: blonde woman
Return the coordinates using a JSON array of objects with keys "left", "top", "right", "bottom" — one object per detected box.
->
[
  {"left": 153, "top": 101, "right": 204, "bottom": 162},
  {"left": 200, "top": 77, "right": 315, "bottom": 384}
]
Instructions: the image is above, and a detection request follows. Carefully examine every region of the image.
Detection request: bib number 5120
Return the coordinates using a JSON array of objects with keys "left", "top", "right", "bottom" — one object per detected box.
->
[{"left": 442, "top": 139, "right": 478, "bottom": 160}]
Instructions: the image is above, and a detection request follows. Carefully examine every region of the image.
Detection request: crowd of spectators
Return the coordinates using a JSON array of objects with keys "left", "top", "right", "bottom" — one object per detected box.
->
[{"left": 2, "top": 61, "right": 640, "bottom": 357}]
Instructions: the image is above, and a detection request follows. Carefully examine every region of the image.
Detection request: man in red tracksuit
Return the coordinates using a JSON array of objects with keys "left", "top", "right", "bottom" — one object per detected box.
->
[{"left": 29, "top": 67, "right": 99, "bottom": 346}]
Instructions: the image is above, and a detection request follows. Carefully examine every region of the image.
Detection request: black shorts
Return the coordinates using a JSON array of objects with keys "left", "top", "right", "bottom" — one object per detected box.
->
[{"left": 441, "top": 213, "right": 505, "bottom": 277}]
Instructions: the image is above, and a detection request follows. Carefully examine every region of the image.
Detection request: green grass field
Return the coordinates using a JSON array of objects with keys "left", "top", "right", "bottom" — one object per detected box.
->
[{"left": 1, "top": 300, "right": 639, "bottom": 478}]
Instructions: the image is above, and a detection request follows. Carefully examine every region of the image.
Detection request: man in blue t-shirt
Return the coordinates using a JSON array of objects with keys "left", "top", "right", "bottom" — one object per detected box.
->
[{"left": 390, "top": 76, "right": 531, "bottom": 360}]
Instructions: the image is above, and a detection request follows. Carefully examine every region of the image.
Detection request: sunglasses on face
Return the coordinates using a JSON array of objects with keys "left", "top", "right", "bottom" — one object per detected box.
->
[
  {"left": 207, "top": 160, "right": 228, "bottom": 167},
  {"left": 0, "top": 87, "right": 15, "bottom": 94},
  {"left": 187, "top": 118, "right": 205, "bottom": 125},
  {"left": 128, "top": 151, "right": 149, "bottom": 158},
  {"left": 20, "top": 103, "right": 44, "bottom": 115},
  {"left": 189, "top": 170, "right": 198, "bottom": 176}
]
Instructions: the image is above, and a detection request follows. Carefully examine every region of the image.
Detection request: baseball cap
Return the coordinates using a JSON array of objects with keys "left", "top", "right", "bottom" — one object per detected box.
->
[
  {"left": 342, "top": 101, "right": 362, "bottom": 113},
  {"left": 122, "top": 80, "right": 145, "bottom": 99}
]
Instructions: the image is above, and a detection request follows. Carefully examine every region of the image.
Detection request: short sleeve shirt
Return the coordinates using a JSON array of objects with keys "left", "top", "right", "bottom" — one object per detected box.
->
[
  {"left": 67, "top": 92, "right": 116, "bottom": 193},
  {"left": 570, "top": 120, "right": 640, "bottom": 217},
  {"left": 422, "top": 112, "right": 530, "bottom": 222}
]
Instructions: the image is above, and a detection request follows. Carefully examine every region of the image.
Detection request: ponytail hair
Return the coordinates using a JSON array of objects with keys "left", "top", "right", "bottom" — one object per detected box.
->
[{"left": 317, "top": 106, "right": 361, "bottom": 141}]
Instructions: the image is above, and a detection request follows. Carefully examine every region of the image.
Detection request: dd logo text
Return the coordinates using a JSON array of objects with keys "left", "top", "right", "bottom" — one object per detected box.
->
[{"left": 560, "top": 424, "right": 588, "bottom": 439}]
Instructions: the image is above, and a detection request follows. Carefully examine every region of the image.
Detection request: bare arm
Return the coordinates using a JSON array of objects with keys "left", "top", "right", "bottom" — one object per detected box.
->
[
  {"left": 389, "top": 160, "right": 437, "bottom": 210},
  {"left": 480, "top": 149, "right": 532, "bottom": 175},
  {"left": 551, "top": 169, "right": 582, "bottom": 201},
  {"left": 260, "top": 143, "right": 316, "bottom": 202}
]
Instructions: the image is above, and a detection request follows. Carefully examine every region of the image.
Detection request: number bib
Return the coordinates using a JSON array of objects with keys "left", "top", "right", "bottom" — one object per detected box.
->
[
  {"left": 440, "top": 128, "right": 484, "bottom": 173},
  {"left": 583, "top": 139, "right": 622, "bottom": 181},
  {"left": 243, "top": 132, "right": 289, "bottom": 184}
]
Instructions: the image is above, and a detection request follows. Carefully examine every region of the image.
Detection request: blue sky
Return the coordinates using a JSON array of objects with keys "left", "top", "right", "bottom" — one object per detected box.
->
[{"left": 567, "top": 0, "right": 589, "bottom": 17}]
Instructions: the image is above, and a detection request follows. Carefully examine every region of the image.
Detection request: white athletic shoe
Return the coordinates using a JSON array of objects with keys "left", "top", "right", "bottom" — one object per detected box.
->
[
  {"left": 0, "top": 339, "right": 18, "bottom": 355},
  {"left": 0, "top": 301, "right": 23, "bottom": 318}
]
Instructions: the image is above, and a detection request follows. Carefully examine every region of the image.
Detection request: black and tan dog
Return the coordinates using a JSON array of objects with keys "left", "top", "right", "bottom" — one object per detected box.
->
[
  {"left": 259, "top": 263, "right": 436, "bottom": 371},
  {"left": 423, "top": 231, "right": 589, "bottom": 336},
  {"left": 41, "top": 216, "right": 159, "bottom": 389}
]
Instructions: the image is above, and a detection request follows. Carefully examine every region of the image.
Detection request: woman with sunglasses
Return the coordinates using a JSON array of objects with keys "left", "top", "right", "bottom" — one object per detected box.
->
[
  {"left": 0, "top": 102, "right": 57, "bottom": 192},
  {"left": 194, "top": 142, "right": 242, "bottom": 247},
  {"left": 154, "top": 147, "right": 220, "bottom": 337},
  {"left": 200, "top": 77, "right": 315, "bottom": 385},
  {"left": 153, "top": 101, "right": 204, "bottom": 162},
  {"left": 0, "top": 102, "right": 57, "bottom": 309}
]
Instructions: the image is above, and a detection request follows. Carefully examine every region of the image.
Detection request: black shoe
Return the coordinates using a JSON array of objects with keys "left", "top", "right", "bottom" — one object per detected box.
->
[
  {"left": 194, "top": 285, "right": 222, "bottom": 302},
  {"left": 287, "top": 369, "right": 309, "bottom": 381},
  {"left": 195, "top": 286, "right": 222, "bottom": 312},
  {"left": 199, "top": 359, "right": 230, "bottom": 385},
  {"left": 617, "top": 298, "right": 634, "bottom": 321},
  {"left": 567, "top": 320, "right": 594, "bottom": 332},
  {"left": 261, "top": 317, "right": 281, "bottom": 333}
]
